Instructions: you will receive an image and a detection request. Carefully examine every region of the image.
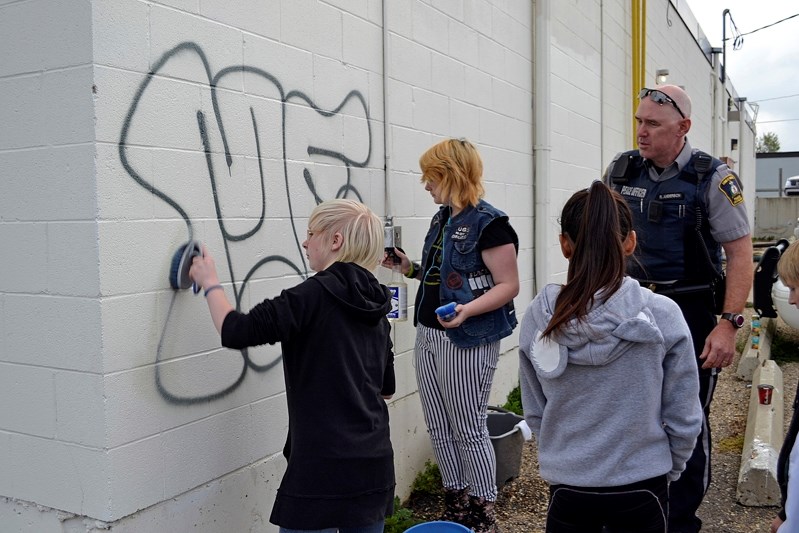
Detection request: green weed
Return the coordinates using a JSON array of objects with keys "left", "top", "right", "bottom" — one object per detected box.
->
[
  {"left": 502, "top": 384, "right": 523, "bottom": 416},
  {"left": 410, "top": 460, "right": 442, "bottom": 495},
  {"left": 384, "top": 496, "right": 422, "bottom": 533}
]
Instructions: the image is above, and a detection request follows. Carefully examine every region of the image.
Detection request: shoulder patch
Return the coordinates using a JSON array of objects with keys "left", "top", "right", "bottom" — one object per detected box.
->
[{"left": 718, "top": 174, "right": 744, "bottom": 206}]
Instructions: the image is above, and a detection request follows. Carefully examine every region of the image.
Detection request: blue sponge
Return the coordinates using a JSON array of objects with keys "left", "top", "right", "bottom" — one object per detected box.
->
[{"left": 169, "top": 240, "right": 202, "bottom": 292}]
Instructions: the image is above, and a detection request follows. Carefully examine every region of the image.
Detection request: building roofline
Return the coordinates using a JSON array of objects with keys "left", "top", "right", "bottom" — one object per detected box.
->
[{"left": 757, "top": 151, "right": 799, "bottom": 159}]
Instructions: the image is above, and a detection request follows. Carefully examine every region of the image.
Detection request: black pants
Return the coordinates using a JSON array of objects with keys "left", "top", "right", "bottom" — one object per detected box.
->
[
  {"left": 667, "top": 293, "right": 719, "bottom": 533},
  {"left": 667, "top": 371, "right": 718, "bottom": 533},
  {"left": 546, "top": 475, "right": 668, "bottom": 533}
]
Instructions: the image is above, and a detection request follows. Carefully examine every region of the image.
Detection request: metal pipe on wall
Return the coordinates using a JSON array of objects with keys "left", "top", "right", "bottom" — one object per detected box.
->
[
  {"left": 737, "top": 99, "right": 746, "bottom": 183},
  {"left": 382, "top": 0, "right": 392, "bottom": 219},
  {"left": 533, "top": 0, "right": 552, "bottom": 293},
  {"left": 711, "top": 49, "right": 723, "bottom": 158}
]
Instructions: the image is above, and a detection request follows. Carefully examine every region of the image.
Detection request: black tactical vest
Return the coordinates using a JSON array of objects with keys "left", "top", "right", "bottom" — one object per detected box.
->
[{"left": 608, "top": 150, "right": 722, "bottom": 283}]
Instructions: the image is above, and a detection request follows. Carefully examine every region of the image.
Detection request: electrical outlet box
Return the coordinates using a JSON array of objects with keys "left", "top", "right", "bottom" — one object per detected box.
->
[{"left": 385, "top": 224, "right": 402, "bottom": 250}]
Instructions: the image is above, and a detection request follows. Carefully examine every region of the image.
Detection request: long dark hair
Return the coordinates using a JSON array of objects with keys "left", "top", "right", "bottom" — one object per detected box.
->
[{"left": 541, "top": 180, "right": 634, "bottom": 339}]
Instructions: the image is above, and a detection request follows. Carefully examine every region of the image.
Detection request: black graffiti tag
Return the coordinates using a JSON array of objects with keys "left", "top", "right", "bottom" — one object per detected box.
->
[{"left": 119, "top": 41, "right": 372, "bottom": 404}]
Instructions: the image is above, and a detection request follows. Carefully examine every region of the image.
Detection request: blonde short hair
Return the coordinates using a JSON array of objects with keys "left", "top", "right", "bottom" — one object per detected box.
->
[
  {"left": 778, "top": 241, "right": 799, "bottom": 287},
  {"left": 419, "top": 138, "right": 484, "bottom": 209},
  {"left": 308, "top": 199, "right": 384, "bottom": 270}
]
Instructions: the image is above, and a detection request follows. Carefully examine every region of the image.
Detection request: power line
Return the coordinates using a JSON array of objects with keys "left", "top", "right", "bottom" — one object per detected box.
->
[
  {"left": 723, "top": 12, "right": 799, "bottom": 41},
  {"left": 758, "top": 118, "right": 799, "bottom": 124},
  {"left": 740, "top": 13, "right": 799, "bottom": 37},
  {"left": 750, "top": 93, "right": 799, "bottom": 104}
]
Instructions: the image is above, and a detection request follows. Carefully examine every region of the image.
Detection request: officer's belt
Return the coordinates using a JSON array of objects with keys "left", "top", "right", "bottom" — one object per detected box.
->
[{"left": 637, "top": 280, "right": 714, "bottom": 297}]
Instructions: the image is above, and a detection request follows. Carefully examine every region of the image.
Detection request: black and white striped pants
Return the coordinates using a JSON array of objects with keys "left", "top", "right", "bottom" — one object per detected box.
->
[{"left": 414, "top": 324, "right": 499, "bottom": 500}]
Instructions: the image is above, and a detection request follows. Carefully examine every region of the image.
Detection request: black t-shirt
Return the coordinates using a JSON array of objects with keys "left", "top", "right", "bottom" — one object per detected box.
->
[{"left": 417, "top": 216, "right": 517, "bottom": 329}]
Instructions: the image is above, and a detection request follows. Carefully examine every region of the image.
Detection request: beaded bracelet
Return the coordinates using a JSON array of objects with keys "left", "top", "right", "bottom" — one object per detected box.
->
[{"left": 204, "top": 284, "right": 224, "bottom": 297}]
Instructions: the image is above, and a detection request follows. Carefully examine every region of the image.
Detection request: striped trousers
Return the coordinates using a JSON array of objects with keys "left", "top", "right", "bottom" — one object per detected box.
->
[{"left": 415, "top": 324, "right": 499, "bottom": 500}]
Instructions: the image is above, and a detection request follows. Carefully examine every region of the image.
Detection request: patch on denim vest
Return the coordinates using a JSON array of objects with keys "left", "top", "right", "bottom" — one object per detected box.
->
[{"left": 446, "top": 271, "right": 463, "bottom": 289}]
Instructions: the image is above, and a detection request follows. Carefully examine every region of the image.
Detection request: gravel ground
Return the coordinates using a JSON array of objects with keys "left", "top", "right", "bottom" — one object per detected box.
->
[{"left": 406, "top": 315, "right": 799, "bottom": 532}]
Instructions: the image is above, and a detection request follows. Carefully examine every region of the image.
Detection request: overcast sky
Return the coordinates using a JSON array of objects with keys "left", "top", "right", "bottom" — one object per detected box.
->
[{"left": 684, "top": 0, "right": 799, "bottom": 152}]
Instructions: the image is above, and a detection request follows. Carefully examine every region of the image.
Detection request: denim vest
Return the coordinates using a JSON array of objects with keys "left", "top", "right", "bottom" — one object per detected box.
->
[
  {"left": 418, "top": 200, "right": 518, "bottom": 348},
  {"left": 610, "top": 150, "right": 723, "bottom": 282}
]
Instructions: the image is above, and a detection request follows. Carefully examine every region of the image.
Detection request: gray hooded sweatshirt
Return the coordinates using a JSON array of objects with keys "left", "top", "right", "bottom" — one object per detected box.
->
[{"left": 519, "top": 276, "right": 703, "bottom": 487}]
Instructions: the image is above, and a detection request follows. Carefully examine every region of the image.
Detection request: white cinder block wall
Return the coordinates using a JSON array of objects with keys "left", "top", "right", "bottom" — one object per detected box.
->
[
  {"left": 0, "top": 0, "right": 756, "bottom": 530},
  {"left": 1, "top": 0, "right": 532, "bottom": 531}
]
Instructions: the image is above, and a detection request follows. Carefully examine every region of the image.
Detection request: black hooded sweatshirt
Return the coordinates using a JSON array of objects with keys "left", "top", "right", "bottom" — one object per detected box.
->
[{"left": 221, "top": 262, "right": 395, "bottom": 529}]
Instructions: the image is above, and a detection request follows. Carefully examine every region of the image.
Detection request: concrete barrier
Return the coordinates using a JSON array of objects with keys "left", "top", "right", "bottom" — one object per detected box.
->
[
  {"left": 736, "top": 317, "right": 775, "bottom": 381},
  {"left": 736, "top": 359, "right": 784, "bottom": 506}
]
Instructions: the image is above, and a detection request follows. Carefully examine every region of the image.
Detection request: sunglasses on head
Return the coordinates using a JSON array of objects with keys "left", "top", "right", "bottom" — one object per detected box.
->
[{"left": 638, "top": 88, "right": 685, "bottom": 119}]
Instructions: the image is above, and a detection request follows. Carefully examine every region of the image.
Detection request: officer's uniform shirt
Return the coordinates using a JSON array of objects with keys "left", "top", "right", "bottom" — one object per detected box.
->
[{"left": 632, "top": 140, "right": 750, "bottom": 244}]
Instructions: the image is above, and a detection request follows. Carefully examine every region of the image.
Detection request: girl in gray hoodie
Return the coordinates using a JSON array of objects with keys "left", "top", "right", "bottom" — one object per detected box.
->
[{"left": 519, "top": 181, "right": 703, "bottom": 532}]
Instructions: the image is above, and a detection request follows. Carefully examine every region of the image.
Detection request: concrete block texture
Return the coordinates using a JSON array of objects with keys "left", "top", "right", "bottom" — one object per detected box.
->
[
  {"left": 102, "top": 397, "right": 288, "bottom": 518},
  {"left": 0, "top": 364, "right": 56, "bottom": 438},
  {"left": 737, "top": 360, "right": 784, "bottom": 506},
  {"left": 2, "top": 0, "right": 535, "bottom": 527},
  {"left": 55, "top": 370, "right": 106, "bottom": 446},
  {"left": 0, "top": 223, "right": 47, "bottom": 293},
  {"left": 0, "top": 0, "right": 91, "bottom": 78},
  {"left": 0, "top": 75, "right": 47, "bottom": 149},
  {"left": 92, "top": 0, "right": 149, "bottom": 72},
  {"left": 5, "top": 433, "right": 108, "bottom": 519},
  {"left": 200, "top": 0, "right": 281, "bottom": 41},
  {"left": 0, "top": 453, "right": 286, "bottom": 531},
  {"left": 343, "top": 12, "right": 383, "bottom": 71},
  {"left": 2, "top": 294, "right": 102, "bottom": 371},
  {"left": 412, "top": 2, "right": 450, "bottom": 52},
  {"left": 279, "top": 0, "right": 343, "bottom": 60},
  {"left": 108, "top": 453, "right": 285, "bottom": 533},
  {"left": 0, "top": 146, "right": 96, "bottom": 223},
  {"left": 463, "top": 0, "right": 492, "bottom": 36}
]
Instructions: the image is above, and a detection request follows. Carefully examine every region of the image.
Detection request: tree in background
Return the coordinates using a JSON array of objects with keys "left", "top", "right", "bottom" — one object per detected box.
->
[{"left": 757, "top": 132, "right": 781, "bottom": 153}]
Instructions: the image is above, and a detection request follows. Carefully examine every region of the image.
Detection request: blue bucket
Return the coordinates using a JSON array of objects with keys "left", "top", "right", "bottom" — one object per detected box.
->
[{"left": 404, "top": 521, "right": 471, "bottom": 532}]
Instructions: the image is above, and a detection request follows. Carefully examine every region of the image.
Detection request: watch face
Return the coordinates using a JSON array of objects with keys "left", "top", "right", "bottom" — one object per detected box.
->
[{"left": 724, "top": 313, "right": 745, "bottom": 328}]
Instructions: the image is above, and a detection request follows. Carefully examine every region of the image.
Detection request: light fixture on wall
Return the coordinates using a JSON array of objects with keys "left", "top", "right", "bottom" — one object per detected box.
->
[{"left": 655, "top": 69, "right": 669, "bottom": 85}]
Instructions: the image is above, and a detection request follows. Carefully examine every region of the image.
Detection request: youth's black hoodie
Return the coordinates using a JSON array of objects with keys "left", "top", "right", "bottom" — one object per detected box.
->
[{"left": 221, "top": 262, "right": 395, "bottom": 530}]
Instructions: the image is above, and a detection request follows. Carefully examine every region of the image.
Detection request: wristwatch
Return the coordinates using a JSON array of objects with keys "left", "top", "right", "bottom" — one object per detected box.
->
[{"left": 720, "top": 312, "right": 745, "bottom": 328}]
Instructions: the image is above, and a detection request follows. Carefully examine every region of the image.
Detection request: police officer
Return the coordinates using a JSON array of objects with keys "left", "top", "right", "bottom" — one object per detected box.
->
[{"left": 606, "top": 85, "right": 753, "bottom": 533}]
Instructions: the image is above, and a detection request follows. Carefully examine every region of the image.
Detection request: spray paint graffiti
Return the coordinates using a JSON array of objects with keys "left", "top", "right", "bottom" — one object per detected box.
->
[{"left": 119, "top": 41, "right": 373, "bottom": 404}]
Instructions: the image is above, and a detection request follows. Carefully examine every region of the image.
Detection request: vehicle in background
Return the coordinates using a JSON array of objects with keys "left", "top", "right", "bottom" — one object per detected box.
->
[{"left": 784, "top": 175, "right": 799, "bottom": 196}]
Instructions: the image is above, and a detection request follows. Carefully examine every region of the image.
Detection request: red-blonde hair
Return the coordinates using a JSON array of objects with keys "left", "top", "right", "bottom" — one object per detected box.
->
[{"left": 419, "top": 138, "right": 484, "bottom": 209}]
